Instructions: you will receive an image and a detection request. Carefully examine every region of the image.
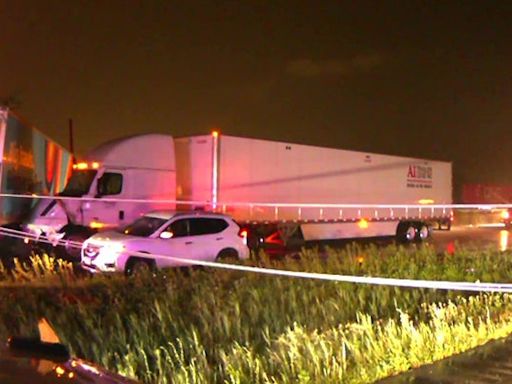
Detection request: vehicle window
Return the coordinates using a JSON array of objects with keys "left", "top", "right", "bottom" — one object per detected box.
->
[
  {"left": 167, "top": 219, "right": 189, "bottom": 237},
  {"left": 60, "top": 170, "right": 97, "bottom": 197},
  {"left": 121, "top": 216, "right": 167, "bottom": 237},
  {"left": 189, "top": 218, "right": 228, "bottom": 236},
  {"left": 97, "top": 172, "right": 123, "bottom": 196}
]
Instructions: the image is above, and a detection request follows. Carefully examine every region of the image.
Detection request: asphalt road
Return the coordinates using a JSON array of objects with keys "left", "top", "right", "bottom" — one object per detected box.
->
[
  {"left": 379, "top": 335, "right": 512, "bottom": 384},
  {"left": 428, "top": 224, "right": 512, "bottom": 254}
]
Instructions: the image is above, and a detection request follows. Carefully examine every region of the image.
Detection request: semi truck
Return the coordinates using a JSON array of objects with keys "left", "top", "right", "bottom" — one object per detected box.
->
[
  {"left": 26, "top": 132, "right": 452, "bottom": 258},
  {"left": 0, "top": 107, "right": 73, "bottom": 224}
]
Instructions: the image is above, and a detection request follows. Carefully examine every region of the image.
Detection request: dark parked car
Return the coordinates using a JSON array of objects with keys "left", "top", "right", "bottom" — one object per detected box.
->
[{"left": 2, "top": 319, "right": 138, "bottom": 383}]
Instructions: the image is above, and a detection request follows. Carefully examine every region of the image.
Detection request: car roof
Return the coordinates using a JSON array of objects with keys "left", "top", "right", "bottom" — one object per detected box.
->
[{"left": 144, "top": 210, "right": 232, "bottom": 220}]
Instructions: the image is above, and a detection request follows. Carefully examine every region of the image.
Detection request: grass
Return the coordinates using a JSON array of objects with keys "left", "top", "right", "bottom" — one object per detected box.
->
[{"left": 1, "top": 243, "right": 512, "bottom": 383}]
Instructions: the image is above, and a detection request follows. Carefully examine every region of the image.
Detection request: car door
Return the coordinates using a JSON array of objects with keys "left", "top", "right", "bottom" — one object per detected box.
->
[
  {"left": 188, "top": 218, "right": 229, "bottom": 261},
  {"left": 153, "top": 218, "right": 194, "bottom": 268}
]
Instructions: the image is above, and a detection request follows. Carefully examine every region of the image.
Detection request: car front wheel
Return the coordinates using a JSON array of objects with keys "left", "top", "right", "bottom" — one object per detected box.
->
[{"left": 125, "top": 257, "right": 156, "bottom": 276}]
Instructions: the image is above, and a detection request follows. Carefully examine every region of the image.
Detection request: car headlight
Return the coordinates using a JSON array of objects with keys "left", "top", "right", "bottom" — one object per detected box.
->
[{"left": 101, "top": 242, "right": 125, "bottom": 255}]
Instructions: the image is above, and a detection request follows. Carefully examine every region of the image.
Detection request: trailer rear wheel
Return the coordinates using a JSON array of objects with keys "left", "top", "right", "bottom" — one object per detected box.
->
[
  {"left": 397, "top": 222, "right": 417, "bottom": 243},
  {"left": 405, "top": 226, "right": 417, "bottom": 242},
  {"left": 417, "top": 224, "right": 430, "bottom": 241}
]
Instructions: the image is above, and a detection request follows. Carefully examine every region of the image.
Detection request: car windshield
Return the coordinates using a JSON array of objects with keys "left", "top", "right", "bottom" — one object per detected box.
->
[
  {"left": 120, "top": 216, "right": 168, "bottom": 237},
  {"left": 60, "top": 170, "right": 97, "bottom": 197}
]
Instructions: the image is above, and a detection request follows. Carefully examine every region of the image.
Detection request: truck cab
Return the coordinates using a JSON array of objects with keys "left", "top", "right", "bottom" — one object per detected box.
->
[{"left": 26, "top": 134, "right": 177, "bottom": 258}]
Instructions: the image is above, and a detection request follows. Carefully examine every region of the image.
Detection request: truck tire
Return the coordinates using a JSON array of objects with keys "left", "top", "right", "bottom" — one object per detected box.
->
[
  {"left": 397, "top": 222, "right": 417, "bottom": 243},
  {"left": 416, "top": 223, "right": 430, "bottom": 241},
  {"left": 56, "top": 226, "right": 95, "bottom": 262},
  {"left": 0, "top": 223, "right": 28, "bottom": 269}
]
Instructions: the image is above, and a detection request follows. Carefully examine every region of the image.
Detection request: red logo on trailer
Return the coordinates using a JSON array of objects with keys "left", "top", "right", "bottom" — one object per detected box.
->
[{"left": 407, "top": 165, "right": 433, "bottom": 189}]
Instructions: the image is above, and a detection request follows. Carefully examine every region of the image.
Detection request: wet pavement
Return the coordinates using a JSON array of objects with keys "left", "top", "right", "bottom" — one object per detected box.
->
[
  {"left": 313, "top": 225, "right": 512, "bottom": 256},
  {"left": 429, "top": 225, "right": 512, "bottom": 254},
  {"left": 378, "top": 335, "right": 512, "bottom": 383}
]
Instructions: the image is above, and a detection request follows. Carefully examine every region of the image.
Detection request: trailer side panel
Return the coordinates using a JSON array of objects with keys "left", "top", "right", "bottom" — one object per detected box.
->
[{"left": 214, "top": 135, "right": 451, "bottom": 222}]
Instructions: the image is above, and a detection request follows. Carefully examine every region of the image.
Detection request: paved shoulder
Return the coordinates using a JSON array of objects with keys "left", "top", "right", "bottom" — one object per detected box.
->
[{"left": 378, "top": 336, "right": 512, "bottom": 384}]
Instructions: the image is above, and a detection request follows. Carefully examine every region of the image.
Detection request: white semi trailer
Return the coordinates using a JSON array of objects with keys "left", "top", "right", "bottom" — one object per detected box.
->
[{"left": 26, "top": 132, "right": 452, "bottom": 257}]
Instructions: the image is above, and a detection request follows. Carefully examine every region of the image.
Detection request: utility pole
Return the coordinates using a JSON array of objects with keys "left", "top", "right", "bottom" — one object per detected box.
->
[{"left": 68, "top": 118, "right": 75, "bottom": 164}]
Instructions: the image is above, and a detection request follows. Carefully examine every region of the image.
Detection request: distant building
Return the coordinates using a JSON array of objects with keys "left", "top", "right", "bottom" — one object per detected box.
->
[{"left": 461, "top": 184, "right": 512, "bottom": 204}]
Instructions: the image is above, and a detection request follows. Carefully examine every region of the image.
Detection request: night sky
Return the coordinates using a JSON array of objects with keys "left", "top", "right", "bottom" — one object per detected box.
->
[{"left": 1, "top": 1, "right": 512, "bottom": 193}]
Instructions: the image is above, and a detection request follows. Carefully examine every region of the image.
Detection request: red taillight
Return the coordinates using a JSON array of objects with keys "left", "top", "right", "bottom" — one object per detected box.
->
[{"left": 238, "top": 229, "right": 248, "bottom": 246}]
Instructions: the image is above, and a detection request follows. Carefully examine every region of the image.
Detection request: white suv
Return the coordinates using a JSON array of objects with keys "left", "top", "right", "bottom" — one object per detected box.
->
[{"left": 81, "top": 211, "right": 250, "bottom": 274}]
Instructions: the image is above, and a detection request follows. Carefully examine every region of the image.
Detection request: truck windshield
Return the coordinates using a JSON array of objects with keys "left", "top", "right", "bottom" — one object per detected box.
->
[
  {"left": 60, "top": 170, "right": 97, "bottom": 197},
  {"left": 121, "top": 217, "right": 168, "bottom": 237}
]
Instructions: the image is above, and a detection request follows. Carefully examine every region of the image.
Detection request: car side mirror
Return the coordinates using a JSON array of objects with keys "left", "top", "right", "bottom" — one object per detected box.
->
[{"left": 159, "top": 231, "right": 174, "bottom": 239}]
